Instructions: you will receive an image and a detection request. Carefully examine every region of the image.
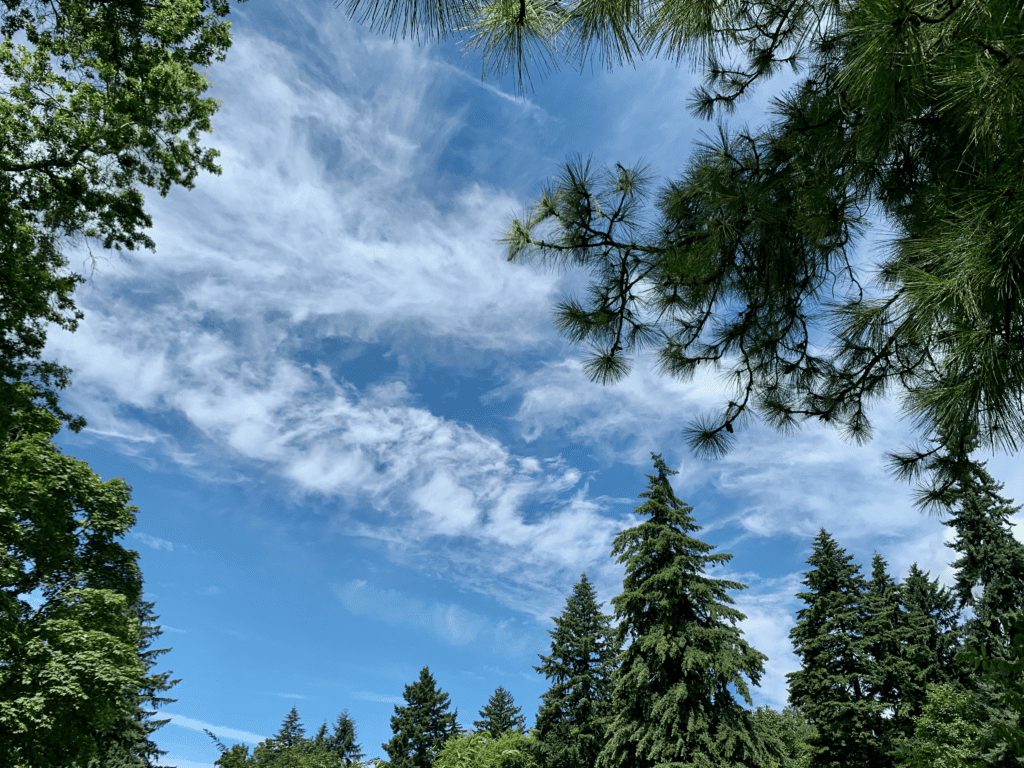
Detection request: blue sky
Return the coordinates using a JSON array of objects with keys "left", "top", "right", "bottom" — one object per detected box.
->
[{"left": 45, "top": 2, "right": 1023, "bottom": 767}]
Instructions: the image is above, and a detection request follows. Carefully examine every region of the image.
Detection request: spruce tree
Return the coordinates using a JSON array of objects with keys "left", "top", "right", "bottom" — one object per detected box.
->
[
  {"left": 383, "top": 666, "right": 461, "bottom": 768},
  {"left": 596, "top": 453, "right": 782, "bottom": 768},
  {"left": 533, "top": 573, "right": 619, "bottom": 768},
  {"left": 857, "top": 554, "right": 956, "bottom": 765},
  {"left": 785, "top": 529, "right": 889, "bottom": 768},
  {"left": 474, "top": 686, "right": 526, "bottom": 737},
  {"left": 938, "top": 464, "right": 1024, "bottom": 768},
  {"left": 320, "top": 710, "right": 366, "bottom": 766}
]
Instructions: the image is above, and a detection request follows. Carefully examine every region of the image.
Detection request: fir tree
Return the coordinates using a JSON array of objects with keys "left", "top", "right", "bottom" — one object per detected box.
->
[
  {"left": 383, "top": 666, "right": 461, "bottom": 768},
  {"left": 785, "top": 529, "right": 889, "bottom": 768},
  {"left": 938, "top": 463, "right": 1024, "bottom": 768},
  {"left": 320, "top": 710, "right": 366, "bottom": 766},
  {"left": 533, "top": 572, "right": 618, "bottom": 768},
  {"left": 596, "top": 453, "right": 782, "bottom": 768},
  {"left": 474, "top": 686, "right": 526, "bottom": 737},
  {"left": 898, "top": 563, "right": 970, "bottom": 704},
  {"left": 857, "top": 554, "right": 955, "bottom": 764}
]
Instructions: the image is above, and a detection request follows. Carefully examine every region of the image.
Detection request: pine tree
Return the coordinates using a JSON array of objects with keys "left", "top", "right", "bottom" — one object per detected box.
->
[
  {"left": 596, "top": 453, "right": 781, "bottom": 768},
  {"left": 383, "top": 666, "right": 461, "bottom": 768},
  {"left": 320, "top": 710, "right": 366, "bottom": 766},
  {"left": 533, "top": 572, "right": 619, "bottom": 768},
  {"left": 474, "top": 686, "right": 526, "bottom": 737},
  {"left": 785, "top": 529, "right": 889, "bottom": 768}
]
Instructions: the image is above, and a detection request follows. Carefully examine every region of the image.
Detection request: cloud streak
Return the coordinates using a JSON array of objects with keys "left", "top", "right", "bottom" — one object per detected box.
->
[{"left": 166, "top": 712, "right": 266, "bottom": 745}]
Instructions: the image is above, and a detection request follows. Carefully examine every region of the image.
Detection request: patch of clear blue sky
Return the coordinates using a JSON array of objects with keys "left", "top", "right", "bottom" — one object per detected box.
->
[{"left": 42, "top": 1, "right": 1018, "bottom": 766}]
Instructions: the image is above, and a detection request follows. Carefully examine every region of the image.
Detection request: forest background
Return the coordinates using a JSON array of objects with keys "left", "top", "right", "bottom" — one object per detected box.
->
[{"left": 1, "top": 0, "right": 1022, "bottom": 766}]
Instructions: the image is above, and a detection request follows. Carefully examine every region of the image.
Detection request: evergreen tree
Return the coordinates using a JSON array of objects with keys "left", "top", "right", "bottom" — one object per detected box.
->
[
  {"left": 937, "top": 464, "right": 1024, "bottom": 768},
  {"left": 785, "top": 529, "right": 889, "bottom": 768},
  {"left": 533, "top": 573, "right": 618, "bottom": 768},
  {"left": 898, "top": 563, "right": 970, "bottom": 705},
  {"left": 320, "top": 710, "right": 366, "bottom": 766},
  {"left": 383, "top": 666, "right": 461, "bottom": 768},
  {"left": 596, "top": 453, "right": 783, "bottom": 768},
  {"left": 337, "top": 0, "right": 1024, "bottom": 506},
  {"left": 474, "top": 686, "right": 526, "bottom": 737}
]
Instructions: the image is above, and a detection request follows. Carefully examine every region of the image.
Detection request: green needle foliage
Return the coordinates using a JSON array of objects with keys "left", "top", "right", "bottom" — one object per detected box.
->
[
  {"left": 335, "top": 0, "right": 1024, "bottom": 507},
  {"left": 597, "top": 453, "right": 784, "bottom": 768},
  {"left": 0, "top": 0, "right": 245, "bottom": 439},
  {"left": 474, "top": 685, "right": 527, "bottom": 737},
  {"left": 383, "top": 666, "right": 461, "bottom": 768},
  {"left": 785, "top": 530, "right": 893, "bottom": 768},
  {"left": 533, "top": 573, "right": 619, "bottom": 768}
]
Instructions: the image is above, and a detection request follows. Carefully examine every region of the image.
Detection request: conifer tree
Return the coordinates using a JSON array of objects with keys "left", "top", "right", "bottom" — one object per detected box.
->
[
  {"left": 937, "top": 464, "right": 1024, "bottom": 767},
  {"left": 856, "top": 554, "right": 958, "bottom": 764},
  {"left": 898, "top": 563, "right": 970, "bottom": 703},
  {"left": 596, "top": 453, "right": 783, "bottom": 768},
  {"left": 474, "top": 686, "right": 526, "bottom": 737},
  {"left": 785, "top": 529, "right": 889, "bottom": 768},
  {"left": 533, "top": 573, "right": 619, "bottom": 768},
  {"left": 320, "top": 710, "right": 366, "bottom": 766},
  {"left": 383, "top": 666, "right": 461, "bottom": 768}
]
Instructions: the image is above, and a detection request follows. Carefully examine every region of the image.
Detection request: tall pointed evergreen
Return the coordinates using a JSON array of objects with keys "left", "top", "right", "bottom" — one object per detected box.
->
[
  {"left": 857, "top": 554, "right": 956, "bottom": 764},
  {"left": 596, "top": 454, "right": 782, "bottom": 768},
  {"left": 534, "top": 573, "right": 619, "bottom": 768},
  {"left": 275, "top": 707, "right": 307, "bottom": 749},
  {"left": 473, "top": 685, "right": 526, "bottom": 737},
  {"left": 785, "top": 529, "right": 889, "bottom": 768},
  {"left": 314, "top": 710, "right": 366, "bottom": 766},
  {"left": 939, "top": 463, "right": 1024, "bottom": 768},
  {"left": 383, "top": 666, "right": 460, "bottom": 768},
  {"left": 898, "top": 562, "right": 969, "bottom": 701}
]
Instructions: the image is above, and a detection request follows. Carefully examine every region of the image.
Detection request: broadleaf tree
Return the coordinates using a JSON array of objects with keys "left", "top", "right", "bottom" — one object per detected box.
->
[
  {"left": 596, "top": 453, "right": 787, "bottom": 768},
  {"left": 383, "top": 666, "right": 461, "bottom": 768},
  {"left": 533, "top": 572, "right": 619, "bottom": 768},
  {"left": 0, "top": 0, "right": 246, "bottom": 439},
  {"left": 333, "top": 0, "right": 1024, "bottom": 508},
  {"left": 0, "top": 403, "right": 155, "bottom": 767}
]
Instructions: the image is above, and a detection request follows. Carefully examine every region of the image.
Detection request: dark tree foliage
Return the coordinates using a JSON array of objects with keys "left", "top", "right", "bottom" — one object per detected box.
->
[
  {"left": 474, "top": 685, "right": 526, "bottom": 737},
  {"left": 533, "top": 572, "right": 619, "bottom": 768},
  {"left": 335, "top": 0, "right": 1024, "bottom": 508},
  {"left": 785, "top": 529, "right": 891, "bottom": 768},
  {"left": 597, "top": 453, "right": 785, "bottom": 768},
  {"left": 316, "top": 710, "right": 367, "bottom": 766},
  {"left": 383, "top": 666, "right": 461, "bottom": 768}
]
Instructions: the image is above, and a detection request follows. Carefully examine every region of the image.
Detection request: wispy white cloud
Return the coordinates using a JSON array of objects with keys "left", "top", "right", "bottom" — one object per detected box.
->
[
  {"left": 165, "top": 712, "right": 266, "bottom": 745},
  {"left": 131, "top": 532, "right": 174, "bottom": 551},
  {"left": 333, "top": 579, "right": 530, "bottom": 654},
  {"left": 351, "top": 690, "right": 406, "bottom": 705},
  {"left": 200, "top": 586, "right": 223, "bottom": 596}
]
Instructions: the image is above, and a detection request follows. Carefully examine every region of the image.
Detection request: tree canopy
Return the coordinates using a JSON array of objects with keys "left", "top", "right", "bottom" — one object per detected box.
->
[
  {"left": 334, "top": 0, "right": 1024, "bottom": 509},
  {"left": 0, "top": 0, "right": 245, "bottom": 438}
]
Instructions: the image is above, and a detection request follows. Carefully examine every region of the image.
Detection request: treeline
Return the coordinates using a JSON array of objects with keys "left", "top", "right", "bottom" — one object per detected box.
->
[{"left": 208, "top": 454, "right": 1024, "bottom": 768}]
